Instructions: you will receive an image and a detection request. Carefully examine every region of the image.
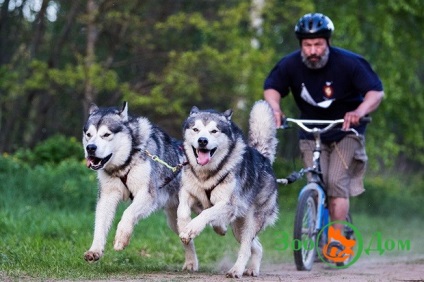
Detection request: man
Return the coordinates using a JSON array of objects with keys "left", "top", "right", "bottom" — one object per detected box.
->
[{"left": 264, "top": 13, "right": 384, "bottom": 236}]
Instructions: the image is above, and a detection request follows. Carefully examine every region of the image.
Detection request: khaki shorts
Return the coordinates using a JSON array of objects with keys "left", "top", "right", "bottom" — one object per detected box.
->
[{"left": 299, "top": 134, "right": 367, "bottom": 198}]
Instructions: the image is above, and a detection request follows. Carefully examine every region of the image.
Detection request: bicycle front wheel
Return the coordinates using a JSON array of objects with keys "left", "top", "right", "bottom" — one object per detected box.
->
[{"left": 293, "top": 189, "right": 318, "bottom": 271}]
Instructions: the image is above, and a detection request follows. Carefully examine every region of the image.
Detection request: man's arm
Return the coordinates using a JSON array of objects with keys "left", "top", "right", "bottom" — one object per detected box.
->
[
  {"left": 343, "top": 90, "right": 384, "bottom": 130},
  {"left": 264, "top": 89, "right": 284, "bottom": 127}
]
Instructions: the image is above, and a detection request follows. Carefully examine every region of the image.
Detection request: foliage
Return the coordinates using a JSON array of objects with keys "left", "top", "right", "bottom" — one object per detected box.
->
[
  {"left": 0, "top": 155, "right": 96, "bottom": 211},
  {"left": 0, "top": 0, "right": 423, "bottom": 171},
  {"left": 13, "top": 134, "right": 83, "bottom": 166},
  {"left": 351, "top": 173, "right": 424, "bottom": 218}
]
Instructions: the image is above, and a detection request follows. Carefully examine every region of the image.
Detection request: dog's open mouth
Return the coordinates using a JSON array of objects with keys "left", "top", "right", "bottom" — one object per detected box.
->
[
  {"left": 86, "top": 154, "right": 112, "bottom": 170},
  {"left": 192, "top": 147, "right": 217, "bottom": 166}
]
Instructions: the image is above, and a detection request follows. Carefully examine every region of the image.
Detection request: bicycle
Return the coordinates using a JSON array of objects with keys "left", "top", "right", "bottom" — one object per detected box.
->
[{"left": 277, "top": 117, "right": 370, "bottom": 271}]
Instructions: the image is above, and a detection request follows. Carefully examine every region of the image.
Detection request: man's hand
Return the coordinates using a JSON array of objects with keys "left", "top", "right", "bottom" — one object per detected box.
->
[
  {"left": 264, "top": 89, "right": 284, "bottom": 127},
  {"left": 343, "top": 90, "right": 384, "bottom": 130},
  {"left": 273, "top": 111, "right": 284, "bottom": 127},
  {"left": 342, "top": 111, "right": 362, "bottom": 130}
]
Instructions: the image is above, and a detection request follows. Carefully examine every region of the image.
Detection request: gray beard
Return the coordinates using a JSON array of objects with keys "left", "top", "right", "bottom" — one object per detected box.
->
[{"left": 301, "top": 47, "right": 330, "bottom": 69}]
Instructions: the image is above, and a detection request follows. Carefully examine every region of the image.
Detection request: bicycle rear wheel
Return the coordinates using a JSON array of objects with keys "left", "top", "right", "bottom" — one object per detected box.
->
[{"left": 293, "top": 189, "right": 318, "bottom": 271}]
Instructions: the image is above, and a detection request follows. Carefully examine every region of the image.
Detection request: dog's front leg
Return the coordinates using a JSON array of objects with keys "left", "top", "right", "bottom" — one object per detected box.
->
[
  {"left": 84, "top": 188, "right": 121, "bottom": 262},
  {"left": 177, "top": 188, "right": 195, "bottom": 245},
  {"left": 114, "top": 189, "right": 157, "bottom": 251},
  {"left": 179, "top": 201, "right": 231, "bottom": 244}
]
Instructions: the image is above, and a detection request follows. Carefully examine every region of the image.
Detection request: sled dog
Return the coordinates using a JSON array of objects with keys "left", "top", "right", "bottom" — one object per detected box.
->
[
  {"left": 82, "top": 102, "right": 198, "bottom": 271},
  {"left": 177, "top": 100, "right": 279, "bottom": 278}
]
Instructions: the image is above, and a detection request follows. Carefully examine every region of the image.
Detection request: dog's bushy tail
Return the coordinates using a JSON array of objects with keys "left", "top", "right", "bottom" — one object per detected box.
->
[{"left": 248, "top": 100, "right": 278, "bottom": 164}]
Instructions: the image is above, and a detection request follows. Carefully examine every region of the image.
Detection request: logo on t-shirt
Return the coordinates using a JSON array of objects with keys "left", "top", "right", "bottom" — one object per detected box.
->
[
  {"left": 323, "top": 81, "right": 334, "bottom": 98},
  {"left": 301, "top": 83, "right": 335, "bottom": 108}
]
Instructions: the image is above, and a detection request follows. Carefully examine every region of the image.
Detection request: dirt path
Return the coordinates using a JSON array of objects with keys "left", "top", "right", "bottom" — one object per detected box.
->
[
  {"left": 135, "top": 255, "right": 424, "bottom": 281},
  {"left": 2, "top": 255, "right": 422, "bottom": 281}
]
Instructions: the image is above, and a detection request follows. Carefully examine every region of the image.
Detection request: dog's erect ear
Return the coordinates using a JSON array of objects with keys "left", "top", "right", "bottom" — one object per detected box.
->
[
  {"left": 120, "top": 101, "right": 129, "bottom": 121},
  {"left": 190, "top": 106, "right": 200, "bottom": 115},
  {"left": 223, "top": 109, "right": 233, "bottom": 121},
  {"left": 88, "top": 103, "right": 99, "bottom": 115}
]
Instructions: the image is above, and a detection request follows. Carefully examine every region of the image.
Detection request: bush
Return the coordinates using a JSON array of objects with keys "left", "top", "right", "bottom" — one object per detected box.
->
[
  {"left": 13, "top": 134, "right": 83, "bottom": 166},
  {"left": 0, "top": 155, "right": 97, "bottom": 212},
  {"left": 351, "top": 174, "right": 424, "bottom": 218}
]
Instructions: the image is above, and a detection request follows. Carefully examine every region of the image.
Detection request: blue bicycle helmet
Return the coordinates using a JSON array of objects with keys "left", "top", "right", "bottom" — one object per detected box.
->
[{"left": 295, "top": 13, "right": 334, "bottom": 40}]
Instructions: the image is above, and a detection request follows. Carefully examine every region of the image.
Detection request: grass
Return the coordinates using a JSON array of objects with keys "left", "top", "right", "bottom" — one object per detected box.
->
[
  {"left": 1, "top": 195, "right": 423, "bottom": 280},
  {"left": 0, "top": 156, "right": 423, "bottom": 280}
]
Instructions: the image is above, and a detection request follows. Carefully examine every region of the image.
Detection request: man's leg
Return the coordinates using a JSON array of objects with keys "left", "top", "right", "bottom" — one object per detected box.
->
[
  {"left": 327, "top": 136, "right": 361, "bottom": 232},
  {"left": 329, "top": 196, "right": 349, "bottom": 231}
]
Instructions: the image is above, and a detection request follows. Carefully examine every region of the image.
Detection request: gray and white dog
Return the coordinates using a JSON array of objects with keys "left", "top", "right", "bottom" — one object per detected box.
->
[
  {"left": 82, "top": 102, "right": 198, "bottom": 271},
  {"left": 177, "top": 100, "right": 279, "bottom": 278}
]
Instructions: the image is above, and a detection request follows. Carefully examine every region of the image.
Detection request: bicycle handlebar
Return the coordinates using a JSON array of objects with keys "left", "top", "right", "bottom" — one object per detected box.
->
[
  {"left": 280, "top": 117, "right": 371, "bottom": 135},
  {"left": 276, "top": 117, "right": 371, "bottom": 186}
]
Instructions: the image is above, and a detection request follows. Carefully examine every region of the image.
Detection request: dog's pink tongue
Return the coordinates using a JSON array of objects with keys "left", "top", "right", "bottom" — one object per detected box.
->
[{"left": 197, "top": 151, "right": 210, "bottom": 166}]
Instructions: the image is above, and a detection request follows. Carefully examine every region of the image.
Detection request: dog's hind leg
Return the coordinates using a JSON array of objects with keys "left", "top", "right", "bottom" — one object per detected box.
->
[
  {"left": 165, "top": 205, "right": 199, "bottom": 271},
  {"left": 212, "top": 224, "right": 227, "bottom": 236},
  {"left": 244, "top": 237, "right": 262, "bottom": 277},
  {"left": 226, "top": 212, "right": 260, "bottom": 278}
]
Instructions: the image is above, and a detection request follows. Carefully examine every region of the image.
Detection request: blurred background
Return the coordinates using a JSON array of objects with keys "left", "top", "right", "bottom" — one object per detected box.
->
[
  {"left": 0, "top": 0, "right": 422, "bottom": 168},
  {"left": 0, "top": 0, "right": 423, "bottom": 279}
]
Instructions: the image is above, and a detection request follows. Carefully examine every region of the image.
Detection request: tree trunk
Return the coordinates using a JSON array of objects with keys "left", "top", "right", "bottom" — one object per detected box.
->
[{"left": 84, "top": 0, "right": 99, "bottom": 115}]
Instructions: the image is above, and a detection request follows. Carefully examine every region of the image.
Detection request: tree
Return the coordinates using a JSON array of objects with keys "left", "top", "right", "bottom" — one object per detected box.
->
[{"left": 0, "top": 0, "right": 423, "bottom": 172}]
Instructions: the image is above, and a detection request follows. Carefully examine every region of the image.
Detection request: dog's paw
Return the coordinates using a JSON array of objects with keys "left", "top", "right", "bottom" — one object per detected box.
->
[
  {"left": 113, "top": 229, "right": 132, "bottom": 251},
  {"left": 212, "top": 224, "right": 227, "bottom": 236},
  {"left": 179, "top": 232, "right": 192, "bottom": 245},
  {"left": 182, "top": 259, "right": 199, "bottom": 272},
  {"left": 226, "top": 266, "right": 244, "bottom": 279},
  {"left": 179, "top": 220, "right": 203, "bottom": 244},
  {"left": 113, "top": 235, "right": 130, "bottom": 251},
  {"left": 243, "top": 268, "right": 259, "bottom": 277},
  {"left": 84, "top": 250, "right": 102, "bottom": 262}
]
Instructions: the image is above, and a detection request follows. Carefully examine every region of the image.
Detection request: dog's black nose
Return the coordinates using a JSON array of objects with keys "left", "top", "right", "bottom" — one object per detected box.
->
[
  {"left": 198, "top": 137, "right": 208, "bottom": 148},
  {"left": 86, "top": 144, "right": 97, "bottom": 154}
]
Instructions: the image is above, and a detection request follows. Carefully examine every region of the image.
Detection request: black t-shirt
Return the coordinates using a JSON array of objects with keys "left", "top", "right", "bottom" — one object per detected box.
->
[{"left": 264, "top": 47, "right": 383, "bottom": 142}]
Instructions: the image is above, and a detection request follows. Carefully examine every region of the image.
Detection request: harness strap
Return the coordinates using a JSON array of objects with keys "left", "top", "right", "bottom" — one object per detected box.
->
[
  {"left": 205, "top": 170, "right": 230, "bottom": 201},
  {"left": 119, "top": 149, "right": 189, "bottom": 192},
  {"left": 144, "top": 149, "right": 188, "bottom": 172},
  {"left": 144, "top": 149, "right": 188, "bottom": 189},
  {"left": 119, "top": 173, "right": 134, "bottom": 200}
]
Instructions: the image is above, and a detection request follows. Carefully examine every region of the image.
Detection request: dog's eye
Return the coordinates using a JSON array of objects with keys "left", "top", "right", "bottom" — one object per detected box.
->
[
  {"left": 102, "top": 133, "right": 111, "bottom": 138},
  {"left": 86, "top": 132, "right": 92, "bottom": 138},
  {"left": 211, "top": 130, "right": 218, "bottom": 134},
  {"left": 193, "top": 128, "right": 199, "bottom": 133}
]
